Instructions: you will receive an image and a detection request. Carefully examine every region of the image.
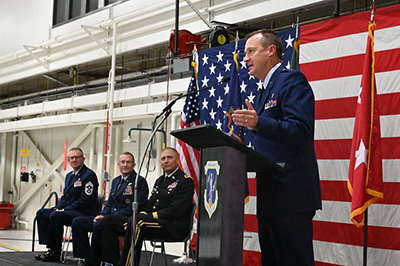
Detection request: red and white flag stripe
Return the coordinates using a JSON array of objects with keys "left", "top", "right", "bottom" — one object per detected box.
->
[
  {"left": 300, "top": 4, "right": 400, "bottom": 265},
  {"left": 242, "top": 4, "right": 400, "bottom": 265},
  {"left": 177, "top": 5, "right": 400, "bottom": 265}
]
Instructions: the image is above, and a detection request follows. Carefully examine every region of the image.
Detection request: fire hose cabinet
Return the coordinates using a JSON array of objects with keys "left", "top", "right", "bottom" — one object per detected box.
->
[{"left": 0, "top": 203, "right": 14, "bottom": 229}]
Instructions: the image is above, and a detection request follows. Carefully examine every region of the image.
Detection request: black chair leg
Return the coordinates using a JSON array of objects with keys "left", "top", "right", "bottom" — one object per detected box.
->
[{"left": 162, "top": 242, "right": 168, "bottom": 266}]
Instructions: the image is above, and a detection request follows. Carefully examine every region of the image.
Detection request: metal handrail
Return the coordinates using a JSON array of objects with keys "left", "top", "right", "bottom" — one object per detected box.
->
[{"left": 31, "top": 191, "right": 59, "bottom": 252}]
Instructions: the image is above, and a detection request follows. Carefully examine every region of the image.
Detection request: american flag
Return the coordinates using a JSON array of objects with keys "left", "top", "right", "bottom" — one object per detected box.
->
[
  {"left": 222, "top": 50, "right": 244, "bottom": 142},
  {"left": 197, "top": 28, "right": 296, "bottom": 146},
  {"left": 178, "top": 5, "right": 400, "bottom": 264},
  {"left": 177, "top": 27, "right": 297, "bottom": 265},
  {"left": 177, "top": 65, "right": 200, "bottom": 205},
  {"left": 301, "top": 4, "right": 400, "bottom": 265}
]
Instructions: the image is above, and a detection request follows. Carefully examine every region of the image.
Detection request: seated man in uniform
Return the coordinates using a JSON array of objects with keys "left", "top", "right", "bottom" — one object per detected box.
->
[
  {"left": 118, "top": 147, "right": 194, "bottom": 266},
  {"left": 71, "top": 151, "right": 148, "bottom": 265},
  {"left": 35, "top": 147, "right": 99, "bottom": 262}
]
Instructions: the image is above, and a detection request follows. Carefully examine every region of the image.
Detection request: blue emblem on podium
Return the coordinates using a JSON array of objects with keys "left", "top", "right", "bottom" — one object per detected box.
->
[{"left": 204, "top": 161, "right": 220, "bottom": 218}]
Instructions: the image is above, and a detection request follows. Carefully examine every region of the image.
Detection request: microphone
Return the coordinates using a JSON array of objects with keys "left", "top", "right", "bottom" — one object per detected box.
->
[{"left": 155, "top": 76, "right": 230, "bottom": 119}]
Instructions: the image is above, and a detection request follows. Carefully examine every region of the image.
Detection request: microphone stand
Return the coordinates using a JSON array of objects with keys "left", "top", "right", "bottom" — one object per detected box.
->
[
  {"left": 130, "top": 109, "right": 172, "bottom": 266},
  {"left": 130, "top": 76, "right": 230, "bottom": 266}
]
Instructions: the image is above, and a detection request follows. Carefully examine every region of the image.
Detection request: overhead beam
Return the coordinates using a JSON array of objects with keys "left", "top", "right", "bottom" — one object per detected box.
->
[
  {"left": 82, "top": 25, "right": 111, "bottom": 55},
  {"left": 23, "top": 45, "right": 49, "bottom": 70},
  {"left": 42, "top": 74, "right": 69, "bottom": 87}
]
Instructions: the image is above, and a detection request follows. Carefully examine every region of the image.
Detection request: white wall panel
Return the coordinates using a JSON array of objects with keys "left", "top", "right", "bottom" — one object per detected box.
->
[
  {"left": 114, "top": 105, "right": 148, "bottom": 118},
  {"left": 0, "top": 121, "right": 17, "bottom": 131},
  {"left": 71, "top": 110, "right": 107, "bottom": 123},
  {"left": 143, "top": 101, "right": 165, "bottom": 115},
  {"left": 0, "top": 77, "right": 189, "bottom": 132},
  {"left": 146, "top": 99, "right": 185, "bottom": 115},
  {"left": 169, "top": 78, "right": 192, "bottom": 93},
  {"left": 73, "top": 93, "right": 107, "bottom": 108},
  {"left": 18, "top": 103, "right": 43, "bottom": 116},
  {"left": 0, "top": 0, "right": 52, "bottom": 57},
  {"left": 149, "top": 78, "right": 191, "bottom": 96},
  {"left": 43, "top": 98, "right": 72, "bottom": 112},
  {"left": 149, "top": 82, "right": 173, "bottom": 96},
  {"left": 0, "top": 107, "right": 18, "bottom": 119},
  {"left": 115, "top": 86, "right": 149, "bottom": 102},
  {"left": 16, "top": 117, "right": 42, "bottom": 129},
  {"left": 41, "top": 114, "right": 70, "bottom": 126},
  {"left": 172, "top": 100, "right": 185, "bottom": 112}
]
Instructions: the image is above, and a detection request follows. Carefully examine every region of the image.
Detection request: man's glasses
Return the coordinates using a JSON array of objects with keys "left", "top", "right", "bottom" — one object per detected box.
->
[
  {"left": 68, "top": 156, "right": 83, "bottom": 160},
  {"left": 119, "top": 160, "right": 134, "bottom": 165}
]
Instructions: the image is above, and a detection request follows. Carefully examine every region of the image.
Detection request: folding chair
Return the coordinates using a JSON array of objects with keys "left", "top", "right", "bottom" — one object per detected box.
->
[
  {"left": 60, "top": 194, "right": 105, "bottom": 263},
  {"left": 144, "top": 202, "right": 196, "bottom": 266}
]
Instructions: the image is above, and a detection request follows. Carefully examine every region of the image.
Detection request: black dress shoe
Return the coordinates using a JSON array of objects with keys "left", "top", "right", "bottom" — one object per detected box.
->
[
  {"left": 34, "top": 249, "right": 51, "bottom": 260},
  {"left": 42, "top": 249, "right": 61, "bottom": 262},
  {"left": 34, "top": 253, "right": 43, "bottom": 260}
]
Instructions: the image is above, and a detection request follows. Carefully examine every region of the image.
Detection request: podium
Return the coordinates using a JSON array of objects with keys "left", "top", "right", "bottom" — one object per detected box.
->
[{"left": 171, "top": 125, "right": 283, "bottom": 266}]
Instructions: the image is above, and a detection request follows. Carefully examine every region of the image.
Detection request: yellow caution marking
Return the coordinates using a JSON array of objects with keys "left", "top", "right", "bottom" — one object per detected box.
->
[{"left": 0, "top": 243, "right": 26, "bottom": 252}]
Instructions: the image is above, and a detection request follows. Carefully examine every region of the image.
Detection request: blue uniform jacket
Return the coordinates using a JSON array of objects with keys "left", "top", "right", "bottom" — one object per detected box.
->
[
  {"left": 249, "top": 65, "right": 322, "bottom": 219},
  {"left": 100, "top": 170, "right": 149, "bottom": 216},
  {"left": 55, "top": 164, "right": 99, "bottom": 216}
]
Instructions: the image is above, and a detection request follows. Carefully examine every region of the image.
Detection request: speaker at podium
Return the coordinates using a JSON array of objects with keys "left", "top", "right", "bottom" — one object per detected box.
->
[{"left": 171, "top": 124, "right": 284, "bottom": 266}]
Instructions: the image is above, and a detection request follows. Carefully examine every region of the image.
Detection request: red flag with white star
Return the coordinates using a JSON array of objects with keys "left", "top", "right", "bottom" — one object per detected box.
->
[{"left": 347, "top": 21, "right": 384, "bottom": 228}]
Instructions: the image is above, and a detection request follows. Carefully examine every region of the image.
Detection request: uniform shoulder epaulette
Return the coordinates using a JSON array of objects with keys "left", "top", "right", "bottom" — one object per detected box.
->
[{"left": 184, "top": 174, "right": 193, "bottom": 180}]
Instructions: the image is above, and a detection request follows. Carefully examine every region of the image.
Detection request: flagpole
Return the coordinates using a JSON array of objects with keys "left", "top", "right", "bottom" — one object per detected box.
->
[
  {"left": 363, "top": 2, "right": 375, "bottom": 266},
  {"left": 363, "top": 208, "right": 368, "bottom": 266},
  {"left": 370, "top": 0, "right": 375, "bottom": 23}
]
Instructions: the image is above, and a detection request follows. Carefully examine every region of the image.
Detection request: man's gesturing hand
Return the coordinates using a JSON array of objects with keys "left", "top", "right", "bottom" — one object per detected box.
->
[{"left": 232, "top": 99, "right": 258, "bottom": 131}]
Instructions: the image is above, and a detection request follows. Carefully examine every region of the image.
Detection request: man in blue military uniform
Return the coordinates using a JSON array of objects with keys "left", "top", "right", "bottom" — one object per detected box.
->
[
  {"left": 35, "top": 147, "right": 99, "bottom": 262},
  {"left": 71, "top": 151, "right": 148, "bottom": 265},
  {"left": 118, "top": 147, "right": 194, "bottom": 266},
  {"left": 233, "top": 30, "right": 321, "bottom": 266}
]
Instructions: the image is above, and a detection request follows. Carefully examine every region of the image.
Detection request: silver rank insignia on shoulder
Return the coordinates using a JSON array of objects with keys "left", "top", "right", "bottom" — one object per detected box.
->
[{"left": 85, "top": 181, "right": 94, "bottom": 195}]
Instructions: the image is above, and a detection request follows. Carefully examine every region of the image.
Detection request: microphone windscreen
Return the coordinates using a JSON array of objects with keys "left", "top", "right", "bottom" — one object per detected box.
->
[{"left": 223, "top": 77, "right": 230, "bottom": 82}]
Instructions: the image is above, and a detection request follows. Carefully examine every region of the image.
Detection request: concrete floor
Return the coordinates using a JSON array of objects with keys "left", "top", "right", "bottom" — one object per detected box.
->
[
  {"left": 0, "top": 228, "right": 45, "bottom": 252},
  {"left": 0, "top": 229, "right": 195, "bottom": 265}
]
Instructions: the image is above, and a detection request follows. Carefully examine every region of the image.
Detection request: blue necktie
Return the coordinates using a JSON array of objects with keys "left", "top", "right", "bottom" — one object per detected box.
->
[
  {"left": 117, "top": 177, "right": 125, "bottom": 191},
  {"left": 70, "top": 173, "right": 77, "bottom": 186}
]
